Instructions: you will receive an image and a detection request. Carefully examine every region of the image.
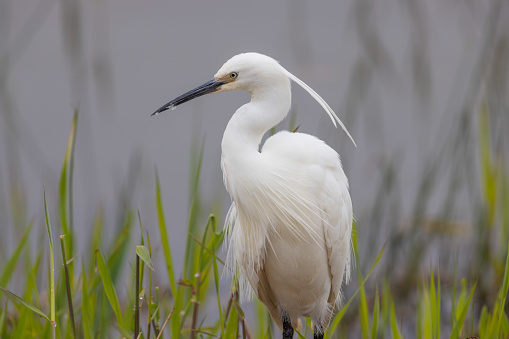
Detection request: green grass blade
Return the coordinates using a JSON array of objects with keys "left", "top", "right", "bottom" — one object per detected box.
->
[
  {"left": 87, "top": 208, "right": 104, "bottom": 277},
  {"left": 254, "top": 299, "right": 269, "bottom": 339},
  {"left": 68, "top": 109, "right": 78, "bottom": 239},
  {"left": 0, "top": 287, "right": 49, "bottom": 321},
  {"left": 381, "top": 280, "right": 391, "bottom": 335},
  {"left": 429, "top": 268, "right": 438, "bottom": 339},
  {"left": 225, "top": 298, "right": 239, "bottom": 337},
  {"left": 352, "top": 220, "right": 359, "bottom": 260},
  {"left": 371, "top": 287, "right": 380, "bottom": 339},
  {"left": 501, "top": 313, "right": 509, "bottom": 338},
  {"left": 421, "top": 283, "right": 431, "bottom": 339},
  {"left": 478, "top": 306, "right": 488, "bottom": 337},
  {"left": 155, "top": 169, "right": 182, "bottom": 338},
  {"left": 136, "top": 245, "right": 155, "bottom": 271},
  {"left": 496, "top": 242, "right": 509, "bottom": 335},
  {"left": 25, "top": 251, "right": 43, "bottom": 333},
  {"left": 59, "top": 111, "right": 78, "bottom": 285},
  {"left": 11, "top": 302, "right": 30, "bottom": 337},
  {"left": 500, "top": 242, "right": 509, "bottom": 305},
  {"left": 179, "top": 141, "right": 206, "bottom": 336},
  {"left": 183, "top": 139, "right": 205, "bottom": 281},
  {"left": 134, "top": 249, "right": 140, "bottom": 338},
  {"left": 211, "top": 243, "right": 224, "bottom": 337},
  {"left": 81, "top": 263, "right": 93, "bottom": 339},
  {"left": 106, "top": 211, "right": 133, "bottom": 282},
  {"left": 7, "top": 266, "right": 43, "bottom": 337},
  {"left": 155, "top": 170, "right": 176, "bottom": 296},
  {"left": 359, "top": 283, "right": 369, "bottom": 339},
  {"left": 0, "top": 301, "right": 6, "bottom": 335},
  {"left": 390, "top": 296, "right": 403, "bottom": 339},
  {"left": 155, "top": 286, "right": 160, "bottom": 332},
  {"left": 144, "top": 224, "right": 154, "bottom": 338},
  {"left": 137, "top": 212, "right": 146, "bottom": 303},
  {"left": 43, "top": 190, "right": 56, "bottom": 333},
  {"left": 60, "top": 235, "right": 76, "bottom": 338},
  {"left": 449, "top": 280, "right": 476, "bottom": 339},
  {"left": 295, "top": 329, "right": 306, "bottom": 338},
  {"left": 96, "top": 249, "right": 123, "bottom": 328},
  {"left": 0, "top": 221, "right": 33, "bottom": 287},
  {"left": 329, "top": 243, "right": 386, "bottom": 334},
  {"left": 437, "top": 268, "right": 441, "bottom": 339}
]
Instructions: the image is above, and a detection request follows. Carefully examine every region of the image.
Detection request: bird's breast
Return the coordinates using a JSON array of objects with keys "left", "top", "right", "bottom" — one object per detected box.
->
[{"left": 264, "top": 227, "right": 331, "bottom": 316}]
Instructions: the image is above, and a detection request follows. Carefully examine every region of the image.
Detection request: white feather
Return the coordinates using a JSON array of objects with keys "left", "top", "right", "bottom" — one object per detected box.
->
[{"left": 282, "top": 67, "right": 357, "bottom": 147}]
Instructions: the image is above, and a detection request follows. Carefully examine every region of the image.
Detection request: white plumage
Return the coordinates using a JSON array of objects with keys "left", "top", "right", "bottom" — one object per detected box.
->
[{"left": 153, "top": 52, "right": 354, "bottom": 338}]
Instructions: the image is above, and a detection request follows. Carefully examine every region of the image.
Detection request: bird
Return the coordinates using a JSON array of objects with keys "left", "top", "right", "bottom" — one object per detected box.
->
[{"left": 152, "top": 53, "right": 354, "bottom": 339}]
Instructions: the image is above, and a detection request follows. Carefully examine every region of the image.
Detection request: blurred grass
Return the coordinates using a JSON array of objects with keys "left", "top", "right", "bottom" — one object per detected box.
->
[
  {"left": 0, "top": 95, "right": 508, "bottom": 338},
  {"left": 1, "top": 0, "right": 509, "bottom": 335}
]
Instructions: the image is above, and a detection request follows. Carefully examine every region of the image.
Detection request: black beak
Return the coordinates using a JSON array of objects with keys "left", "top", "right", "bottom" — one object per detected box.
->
[{"left": 152, "top": 79, "right": 226, "bottom": 116}]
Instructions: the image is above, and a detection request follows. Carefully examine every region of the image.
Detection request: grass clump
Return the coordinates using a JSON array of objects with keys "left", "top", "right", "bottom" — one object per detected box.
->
[{"left": 0, "top": 101, "right": 508, "bottom": 338}]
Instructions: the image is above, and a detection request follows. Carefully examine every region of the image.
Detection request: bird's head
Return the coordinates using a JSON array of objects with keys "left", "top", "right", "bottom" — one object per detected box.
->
[
  {"left": 151, "top": 53, "right": 286, "bottom": 116},
  {"left": 212, "top": 53, "right": 288, "bottom": 94},
  {"left": 151, "top": 52, "right": 356, "bottom": 146}
]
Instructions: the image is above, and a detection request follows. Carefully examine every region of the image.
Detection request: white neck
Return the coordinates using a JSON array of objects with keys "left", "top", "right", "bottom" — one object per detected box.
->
[{"left": 221, "top": 85, "right": 291, "bottom": 157}]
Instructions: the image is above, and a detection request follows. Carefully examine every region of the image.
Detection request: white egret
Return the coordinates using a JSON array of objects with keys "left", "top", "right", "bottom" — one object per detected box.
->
[{"left": 152, "top": 53, "right": 354, "bottom": 339}]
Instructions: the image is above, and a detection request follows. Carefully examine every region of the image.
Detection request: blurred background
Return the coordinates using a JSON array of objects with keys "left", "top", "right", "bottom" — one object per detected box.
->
[{"left": 1, "top": 0, "right": 508, "bottom": 336}]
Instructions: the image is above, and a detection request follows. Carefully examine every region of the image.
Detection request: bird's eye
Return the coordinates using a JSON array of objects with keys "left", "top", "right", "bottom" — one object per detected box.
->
[{"left": 230, "top": 72, "right": 238, "bottom": 79}]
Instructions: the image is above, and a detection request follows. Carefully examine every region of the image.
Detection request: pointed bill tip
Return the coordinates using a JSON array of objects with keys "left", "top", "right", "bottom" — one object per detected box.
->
[
  {"left": 151, "top": 79, "right": 225, "bottom": 117},
  {"left": 151, "top": 106, "right": 171, "bottom": 116}
]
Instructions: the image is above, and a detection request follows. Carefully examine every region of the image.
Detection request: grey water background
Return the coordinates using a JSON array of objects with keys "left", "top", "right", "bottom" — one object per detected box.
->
[{"left": 1, "top": 0, "right": 508, "bottom": 334}]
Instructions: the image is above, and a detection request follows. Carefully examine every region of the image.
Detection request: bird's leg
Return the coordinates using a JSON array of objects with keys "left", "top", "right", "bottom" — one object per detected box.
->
[
  {"left": 282, "top": 316, "right": 293, "bottom": 339},
  {"left": 313, "top": 323, "right": 324, "bottom": 339}
]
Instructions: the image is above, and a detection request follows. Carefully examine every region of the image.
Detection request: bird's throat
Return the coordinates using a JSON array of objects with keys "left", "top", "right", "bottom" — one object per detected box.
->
[{"left": 222, "top": 90, "right": 291, "bottom": 156}]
